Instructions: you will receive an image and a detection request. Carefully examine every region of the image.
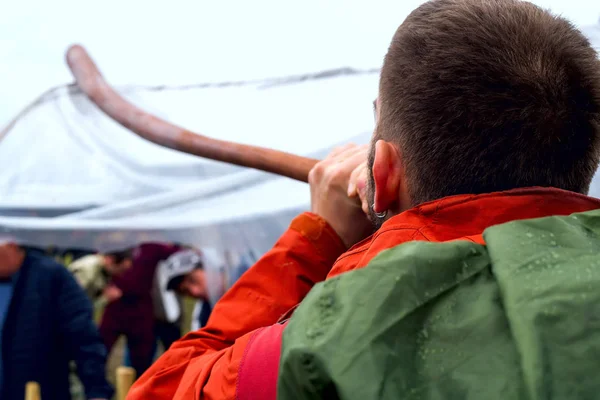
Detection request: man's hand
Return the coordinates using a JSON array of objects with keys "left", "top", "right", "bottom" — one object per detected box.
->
[
  {"left": 102, "top": 285, "right": 122, "bottom": 303},
  {"left": 309, "top": 144, "right": 373, "bottom": 248},
  {"left": 347, "top": 160, "right": 370, "bottom": 215}
]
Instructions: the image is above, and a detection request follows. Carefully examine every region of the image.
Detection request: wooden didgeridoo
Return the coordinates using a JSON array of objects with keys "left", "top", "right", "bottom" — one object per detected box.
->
[{"left": 65, "top": 45, "right": 318, "bottom": 183}]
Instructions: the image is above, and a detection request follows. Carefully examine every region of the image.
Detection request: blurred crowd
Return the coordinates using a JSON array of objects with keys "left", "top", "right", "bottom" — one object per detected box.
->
[{"left": 0, "top": 240, "right": 230, "bottom": 399}]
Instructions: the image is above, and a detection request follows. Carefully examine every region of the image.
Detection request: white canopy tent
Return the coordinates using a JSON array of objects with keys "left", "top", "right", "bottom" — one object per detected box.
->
[{"left": 0, "top": 69, "right": 378, "bottom": 301}]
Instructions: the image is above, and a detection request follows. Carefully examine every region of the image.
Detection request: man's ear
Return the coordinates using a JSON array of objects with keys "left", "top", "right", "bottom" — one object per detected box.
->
[{"left": 372, "top": 140, "right": 402, "bottom": 213}]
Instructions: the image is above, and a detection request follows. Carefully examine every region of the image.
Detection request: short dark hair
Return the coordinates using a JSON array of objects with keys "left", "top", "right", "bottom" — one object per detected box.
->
[
  {"left": 104, "top": 248, "right": 133, "bottom": 264},
  {"left": 166, "top": 261, "right": 203, "bottom": 291},
  {"left": 167, "top": 275, "right": 185, "bottom": 292},
  {"left": 377, "top": 0, "right": 600, "bottom": 205}
]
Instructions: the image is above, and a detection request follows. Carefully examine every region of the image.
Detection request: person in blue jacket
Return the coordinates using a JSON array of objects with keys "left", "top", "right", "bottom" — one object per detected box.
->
[{"left": 0, "top": 240, "right": 113, "bottom": 400}]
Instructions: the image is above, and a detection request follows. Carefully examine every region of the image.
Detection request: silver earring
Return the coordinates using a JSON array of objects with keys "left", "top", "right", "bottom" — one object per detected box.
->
[{"left": 373, "top": 204, "right": 387, "bottom": 219}]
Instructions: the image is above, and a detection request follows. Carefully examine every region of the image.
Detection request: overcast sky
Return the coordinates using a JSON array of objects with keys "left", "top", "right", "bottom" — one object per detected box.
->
[{"left": 1, "top": 0, "right": 599, "bottom": 127}]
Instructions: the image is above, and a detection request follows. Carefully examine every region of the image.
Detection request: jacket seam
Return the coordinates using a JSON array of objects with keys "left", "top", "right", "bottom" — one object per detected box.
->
[{"left": 290, "top": 217, "right": 345, "bottom": 265}]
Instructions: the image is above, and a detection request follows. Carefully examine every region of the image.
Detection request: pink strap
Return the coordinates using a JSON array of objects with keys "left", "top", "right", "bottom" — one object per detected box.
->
[{"left": 236, "top": 323, "right": 286, "bottom": 400}]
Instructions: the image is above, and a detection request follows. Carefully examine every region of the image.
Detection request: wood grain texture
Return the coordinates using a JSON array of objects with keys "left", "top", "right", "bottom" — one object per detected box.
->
[{"left": 65, "top": 45, "right": 318, "bottom": 182}]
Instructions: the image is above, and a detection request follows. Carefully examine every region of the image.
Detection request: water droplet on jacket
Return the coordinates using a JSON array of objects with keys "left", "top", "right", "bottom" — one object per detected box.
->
[
  {"left": 550, "top": 241, "right": 557, "bottom": 246},
  {"left": 549, "top": 232, "right": 555, "bottom": 237},
  {"left": 551, "top": 251, "right": 559, "bottom": 259},
  {"left": 319, "top": 294, "right": 335, "bottom": 308},
  {"left": 526, "top": 232, "right": 534, "bottom": 238}
]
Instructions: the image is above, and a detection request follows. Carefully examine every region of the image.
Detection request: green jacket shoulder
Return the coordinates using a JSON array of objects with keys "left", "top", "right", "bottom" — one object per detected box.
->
[{"left": 278, "top": 209, "right": 600, "bottom": 400}]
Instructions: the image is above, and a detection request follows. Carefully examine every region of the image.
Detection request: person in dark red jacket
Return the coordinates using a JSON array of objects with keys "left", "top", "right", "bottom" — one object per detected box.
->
[{"left": 99, "top": 242, "right": 180, "bottom": 377}]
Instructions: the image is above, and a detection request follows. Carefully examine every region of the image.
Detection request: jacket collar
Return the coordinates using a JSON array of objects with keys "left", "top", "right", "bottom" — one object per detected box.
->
[
  {"left": 379, "top": 187, "right": 600, "bottom": 242},
  {"left": 329, "top": 187, "right": 600, "bottom": 278}
]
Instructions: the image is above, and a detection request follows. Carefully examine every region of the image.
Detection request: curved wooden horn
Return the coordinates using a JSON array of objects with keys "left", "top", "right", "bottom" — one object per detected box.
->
[{"left": 65, "top": 44, "right": 318, "bottom": 182}]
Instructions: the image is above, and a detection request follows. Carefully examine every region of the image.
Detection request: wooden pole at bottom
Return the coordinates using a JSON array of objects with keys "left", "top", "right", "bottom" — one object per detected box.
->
[
  {"left": 116, "top": 366, "right": 136, "bottom": 400},
  {"left": 25, "top": 382, "right": 41, "bottom": 400}
]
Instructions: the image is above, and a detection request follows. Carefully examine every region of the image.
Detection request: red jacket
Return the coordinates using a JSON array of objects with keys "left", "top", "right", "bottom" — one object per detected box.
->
[{"left": 127, "top": 188, "right": 600, "bottom": 400}]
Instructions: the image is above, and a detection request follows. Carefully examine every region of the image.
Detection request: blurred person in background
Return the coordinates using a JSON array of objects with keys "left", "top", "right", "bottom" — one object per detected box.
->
[
  {"left": 121, "top": 249, "right": 187, "bottom": 368},
  {"left": 122, "top": 246, "right": 218, "bottom": 368},
  {"left": 66, "top": 249, "right": 132, "bottom": 398},
  {"left": 99, "top": 242, "right": 180, "bottom": 378},
  {"left": 0, "top": 240, "right": 113, "bottom": 400},
  {"left": 160, "top": 248, "right": 213, "bottom": 330},
  {"left": 68, "top": 249, "right": 133, "bottom": 308}
]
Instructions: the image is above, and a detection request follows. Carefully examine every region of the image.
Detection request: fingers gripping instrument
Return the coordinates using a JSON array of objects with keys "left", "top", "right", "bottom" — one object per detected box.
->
[{"left": 65, "top": 45, "right": 318, "bottom": 182}]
